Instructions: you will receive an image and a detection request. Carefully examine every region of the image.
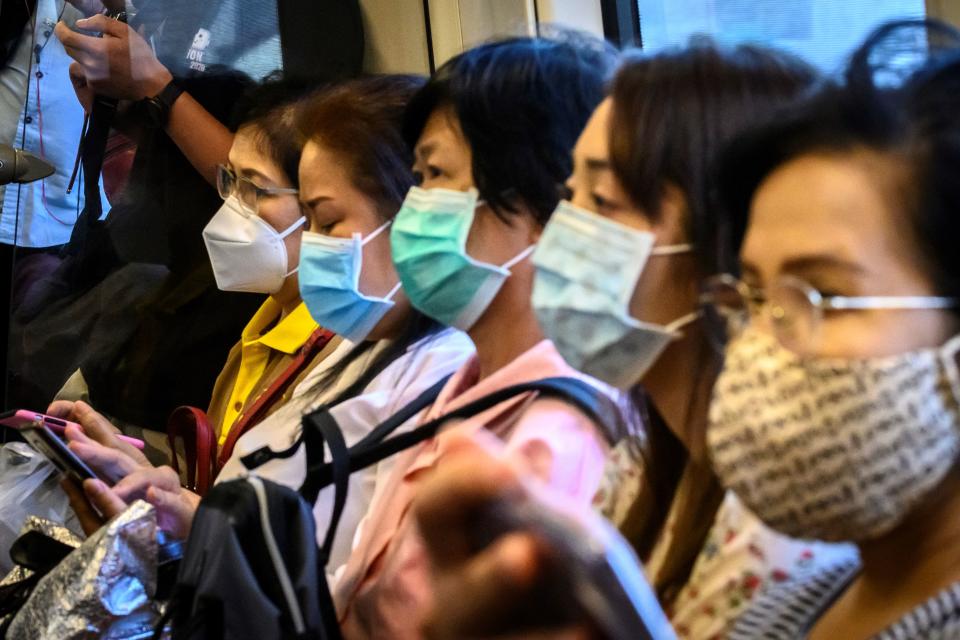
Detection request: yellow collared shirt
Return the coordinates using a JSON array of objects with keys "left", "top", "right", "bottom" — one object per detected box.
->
[{"left": 220, "top": 298, "right": 318, "bottom": 445}]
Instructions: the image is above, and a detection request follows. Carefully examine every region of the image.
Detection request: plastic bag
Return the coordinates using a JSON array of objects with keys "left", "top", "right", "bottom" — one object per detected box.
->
[{"left": 0, "top": 442, "right": 82, "bottom": 575}]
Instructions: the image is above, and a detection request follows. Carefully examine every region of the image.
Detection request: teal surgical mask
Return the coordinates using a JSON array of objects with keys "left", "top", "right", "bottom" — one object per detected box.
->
[
  {"left": 390, "top": 187, "right": 534, "bottom": 331},
  {"left": 298, "top": 220, "right": 401, "bottom": 342},
  {"left": 532, "top": 201, "right": 696, "bottom": 388}
]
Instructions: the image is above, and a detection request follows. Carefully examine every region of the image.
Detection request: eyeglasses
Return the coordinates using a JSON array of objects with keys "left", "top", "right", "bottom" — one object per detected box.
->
[
  {"left": 702, "top": 273, "right": 958, "bottom": 353},
  {"left": 216, "top": 164, "right": 298, "bottom": 216}
]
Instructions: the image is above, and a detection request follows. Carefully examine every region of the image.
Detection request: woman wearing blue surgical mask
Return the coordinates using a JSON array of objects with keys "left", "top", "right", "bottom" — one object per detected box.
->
[
  {"left": 58, "top": 76, "right": 475, "bottom": 580},
  {"left": 329, "top": 33, "right": 630, "bottom": 639}
]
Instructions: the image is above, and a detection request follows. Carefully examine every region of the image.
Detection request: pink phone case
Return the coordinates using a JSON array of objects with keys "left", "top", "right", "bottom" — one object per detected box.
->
[{"left": 0, "top": 410, "right": 145, "bottom": 450}]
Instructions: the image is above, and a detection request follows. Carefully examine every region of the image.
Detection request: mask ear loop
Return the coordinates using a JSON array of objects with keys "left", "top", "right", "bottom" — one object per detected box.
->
[
  {"left": 361, "top": 219, "right": 393, "bottom": 245},
  {"left": 665, "top": 310, "right": 702, "bottom": 334},
  {"left": 502, "top": 244, "right": 536, "bottom": 270},
  {"left": 383, "top": 280, "right": 403, "bottom": 302},
  {"left": 278, "top": 216, "right": 307, "bottom": 239},
  {"left": 279, "top": 217, "right": 308, "bottom": 278},
  {"left": 651, "top": 243, "right": 694, "bottom": 256}
]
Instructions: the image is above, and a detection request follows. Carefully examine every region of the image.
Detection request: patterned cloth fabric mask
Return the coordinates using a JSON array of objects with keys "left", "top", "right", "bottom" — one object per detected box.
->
[
  {"left": 203, "top": 195, "right": 305, "bottom": 293},
  {"left": 708, "top": 327, "right": 960, "bottom": 542},
  {"left": 391, "top": 187, "right": 535, "bottom": 331},
  {"left": 298, "top": 221, "right": 400, "bottom": 342},
  {"left": 532, "top": 201, "right": 696, "bottom": 388}
]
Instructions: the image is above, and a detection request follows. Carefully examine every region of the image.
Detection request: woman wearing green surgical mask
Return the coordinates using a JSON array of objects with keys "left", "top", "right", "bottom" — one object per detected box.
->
[{"left": 407, "top": 43, "right": 837, "bottom": 640}]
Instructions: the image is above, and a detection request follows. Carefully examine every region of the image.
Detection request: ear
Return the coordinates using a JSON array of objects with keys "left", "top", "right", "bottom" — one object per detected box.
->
[{"left": 657, "top": 183, "right": 692, "bottom": 244}]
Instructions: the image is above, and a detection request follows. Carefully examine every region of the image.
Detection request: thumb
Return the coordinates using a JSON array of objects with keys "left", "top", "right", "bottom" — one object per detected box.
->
[{"left": 146, "top": 486, "right": 196, "bottom": 539}]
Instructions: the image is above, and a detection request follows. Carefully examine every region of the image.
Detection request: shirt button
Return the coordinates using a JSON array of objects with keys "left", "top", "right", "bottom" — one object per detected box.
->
[
  {"left": 24, "top": 116, "right": 32, "bottom": 124},
  {"left": 35, "top": 71, "right": 43, "bottom": 79},
  {"left": 43, "top": 30, "right": 51, "bottom": 37},
  {"left": 233, "top": 401, "right": 243, "bottom": 412}
]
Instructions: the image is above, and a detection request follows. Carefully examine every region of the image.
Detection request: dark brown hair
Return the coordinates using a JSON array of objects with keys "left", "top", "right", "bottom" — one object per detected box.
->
[
  {"left": 294, "top": 75, "right": 445, "bottom": 408},
  {"left": 608, "top": 42, "right": 818, "bottom": 604},
  {"left": 298, "top": 74, "right": 426, "bottom": 220}
]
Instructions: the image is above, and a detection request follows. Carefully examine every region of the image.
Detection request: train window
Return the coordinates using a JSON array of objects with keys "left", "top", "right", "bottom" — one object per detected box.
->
[{"left": 636, "top": 0, "right": 927, "bottom": 70}]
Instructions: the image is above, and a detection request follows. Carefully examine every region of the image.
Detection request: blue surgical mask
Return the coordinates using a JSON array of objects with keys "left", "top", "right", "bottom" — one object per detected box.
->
[
  {"left": 391, "top": 187, "right": 534, "bottom": 331},
  {"left": 298, "top": 220, "right": 401, "bottom": 342},
  {"left": 532, "top": 201, "right": 697, "bottom": 388}
]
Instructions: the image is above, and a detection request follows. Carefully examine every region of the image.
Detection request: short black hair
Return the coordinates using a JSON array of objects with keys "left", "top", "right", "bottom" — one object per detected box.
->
[
  {"left": 403, "top": 30, "right": 617, "bottom": 224},
  {"left": 718, "top": 19, "right": 960, "bottom": 301},
  {"left": 608, "top": 42, "right": 818, "bottom": 278}
]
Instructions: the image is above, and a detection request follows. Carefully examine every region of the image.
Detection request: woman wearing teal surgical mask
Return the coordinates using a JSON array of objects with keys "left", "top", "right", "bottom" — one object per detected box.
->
[
  {"left": 330, "top": 33, "right": 633, "bottom": 639},
  {"left": 407, "top": 44, "right": 835, "bottom": 640}
]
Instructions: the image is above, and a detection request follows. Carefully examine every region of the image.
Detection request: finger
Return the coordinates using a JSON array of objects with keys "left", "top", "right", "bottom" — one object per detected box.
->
[
  {"left": 55, "top": 21, "right": 104, "bottom": 55},
  {"left": 68, "top": 439, "right": 141, "bottom": 482},
  {"left": 71, "top": 402, "right": 147, "bottom": 464},
  {"left": 75, "top": 14, "right": 129, "bottom": 39},
  {"left": 46, "top": 400, "right": 76, "bottom": 418},
  {"left": 421, "top": 533, "right": 546, "bottom": 639},
  {"left": 146, "top": 486, "right": 197, "bottom": 539},
  {"left": 84, "top": 478, "right": 128, "bottom": 519},
  {"left": 415, "top": 439, "right": 524, "bottom": 569},
  {"left": 68, "top": 61, "right": 88, "bottom": 87},
  {"left": 113, "top": 466, "right": 181, "bottom": 502},
  {"left": 61, "top": 477, "right": 104, "bottom": 536}
]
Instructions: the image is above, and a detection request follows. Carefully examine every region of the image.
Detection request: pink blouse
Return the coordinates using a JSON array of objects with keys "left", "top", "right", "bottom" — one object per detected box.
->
[{"left": 333, "top": 340, "right": 612, "bottom": 639}]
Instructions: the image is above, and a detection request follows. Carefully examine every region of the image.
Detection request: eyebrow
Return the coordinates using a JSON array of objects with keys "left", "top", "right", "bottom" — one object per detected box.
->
[
  {"left": 585, "top": 157, "right": 610, "bottom": 172},
  {"left": 740, "top": 253, "right": 867, "bottom": 284},
  {"left": 299, "top": 194, "right": 334, "bottom": 210},
  {"left": 780, "top": 253, "right": 867, "bottom": 276},
  {"left": 414, "top": 141, "right": 436, "bottom": 161},
  {"left": 239, "top": 167, "right": 275, "bottom": 186}
]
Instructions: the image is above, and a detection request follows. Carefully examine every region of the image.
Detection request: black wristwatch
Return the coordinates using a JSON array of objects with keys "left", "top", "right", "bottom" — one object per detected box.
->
[{"left": 143, "top": 80, "right": 184, "bottom": 129}]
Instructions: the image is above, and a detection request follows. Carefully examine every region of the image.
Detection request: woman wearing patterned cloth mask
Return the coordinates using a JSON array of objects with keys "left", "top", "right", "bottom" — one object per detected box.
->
[{"left": 709, "top": 21, "right": 960, "bottom": 639}]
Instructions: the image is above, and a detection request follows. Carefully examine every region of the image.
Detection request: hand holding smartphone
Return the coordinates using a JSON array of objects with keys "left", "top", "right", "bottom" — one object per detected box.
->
[{"left": 19, "top": 422, "right": 103, "bottom": 485}]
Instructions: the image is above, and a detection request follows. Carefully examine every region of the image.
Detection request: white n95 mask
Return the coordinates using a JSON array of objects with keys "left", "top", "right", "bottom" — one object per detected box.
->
[
  {"left": 532, "top": 201, "right": 696, "bottom": 388},
  {"left": 203, "top": 195, "right": 306, "bottom": 293}
]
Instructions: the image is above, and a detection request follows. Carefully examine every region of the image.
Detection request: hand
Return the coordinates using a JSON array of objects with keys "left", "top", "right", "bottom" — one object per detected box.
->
[
  {"left": 62, "top": 477, "right": 127, "bottom": 536},
  {"left": 55, "top": 14, "right": 173, "bottom": 101},
  {"left": 47, "top": 400, "right": 151, "bottom": 483},
  {"left": 415, "top": 434, "right": 594, "bottom": 640},
  {"left": 112, "top": 466, "right": 199, "bottom": 539}
]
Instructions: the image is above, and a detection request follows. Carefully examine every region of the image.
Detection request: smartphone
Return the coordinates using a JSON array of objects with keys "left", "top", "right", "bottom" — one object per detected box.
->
[
  {"left": 0, "top": 409, "right": 145, "bottom": 450},
  {"left": 473, "top": 497, "right": 677, "bottom": 640},
  {"left": 20, "top": 423, "right": 102, "bottom": 484}
]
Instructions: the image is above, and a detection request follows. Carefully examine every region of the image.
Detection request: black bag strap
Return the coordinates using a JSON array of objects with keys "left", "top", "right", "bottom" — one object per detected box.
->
[
  {"left": 241, "top": 374, "right": 452, "bottom": 472},
  {"left": 300, "top": 375, "right": 619, "bottom": 640},
  {"left": 306, "top": 376, "right": 621, "bottom": 491}
]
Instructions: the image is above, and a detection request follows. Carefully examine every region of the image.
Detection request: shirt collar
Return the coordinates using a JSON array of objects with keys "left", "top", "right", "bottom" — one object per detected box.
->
[{"left": 242, "top": 299, "right": 319, "bottom": 355}]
